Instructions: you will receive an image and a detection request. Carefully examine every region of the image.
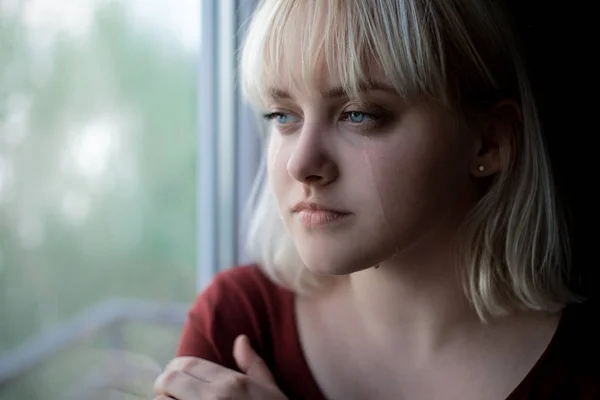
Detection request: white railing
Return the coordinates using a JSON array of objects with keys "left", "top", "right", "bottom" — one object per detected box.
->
[{"left": 0, "top": 298, "right": 187, "bottom": 388}]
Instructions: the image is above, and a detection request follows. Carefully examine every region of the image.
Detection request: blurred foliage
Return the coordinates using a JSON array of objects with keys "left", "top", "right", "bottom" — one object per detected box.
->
[{"left": 0, "top": 0, "right": 198, "bottom": 398}]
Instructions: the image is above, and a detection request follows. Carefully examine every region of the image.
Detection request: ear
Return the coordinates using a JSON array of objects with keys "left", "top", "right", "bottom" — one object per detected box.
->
[{"left": 470, "top": 99, "right": 521, "bottom": 177}]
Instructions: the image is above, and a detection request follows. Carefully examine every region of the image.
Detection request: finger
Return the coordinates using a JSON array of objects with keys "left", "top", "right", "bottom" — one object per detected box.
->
[
  {"left": 163, "top": 356, "right": 225, "bottom": 382},
  {"left": 154, "top": 369, "right": 210, "bottom": 399},
  {"left": 233, "top": 334, "right": 276, "bottom": 384}
]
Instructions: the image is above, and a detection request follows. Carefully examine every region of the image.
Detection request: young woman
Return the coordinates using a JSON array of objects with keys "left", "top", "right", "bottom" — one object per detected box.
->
[{"left": 154, "top": 0, "right": 598, "bottom": 399}]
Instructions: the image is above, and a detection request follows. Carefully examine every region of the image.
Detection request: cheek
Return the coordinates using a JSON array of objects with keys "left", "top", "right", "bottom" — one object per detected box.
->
[
  {"left": 365, "top": 134, "right": 471, "bottom": 225},
  {"left": 379, "top": 126, "right": 469, "bottom": 186},
  {"left": 267, "top": 135, "right": 291, "bottom": 200},
  {"left": 267, "top": 134, "right": 281, "bottom": 170},
  {"left": 365, "top": 136, "right": 433, "bottom": 189}
]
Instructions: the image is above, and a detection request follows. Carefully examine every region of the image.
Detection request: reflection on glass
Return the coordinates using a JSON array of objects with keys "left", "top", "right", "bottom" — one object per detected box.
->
[{"left": 0, "top": 0, "right": 200, "bottom": 398}]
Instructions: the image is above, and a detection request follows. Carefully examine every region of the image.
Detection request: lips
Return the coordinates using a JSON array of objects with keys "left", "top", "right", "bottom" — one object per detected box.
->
[
  {"left": 291, "top": 200, "right": 348, "bottom": 214},
  {"left": 296, "top": 209, "right": 350, "bottom": 227},
  {"left": 291, "top": 200, "right": 351, "bottom": 228}
]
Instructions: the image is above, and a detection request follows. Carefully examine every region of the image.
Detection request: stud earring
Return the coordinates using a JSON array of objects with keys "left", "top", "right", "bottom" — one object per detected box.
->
[{"left": 478, "top": 165, "right": 485, "bottom": 172}]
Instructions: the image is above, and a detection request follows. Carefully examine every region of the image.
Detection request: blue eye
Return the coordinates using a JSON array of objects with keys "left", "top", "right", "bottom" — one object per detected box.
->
[
  {"left": 345, "top": 111, "right": 370, "bottom": 123},
  {"left": 263, "top": 112, "right": 296, "bottom": 125},
  {"left": 276, "top": 114, "right": 292, "bottom": 124}
]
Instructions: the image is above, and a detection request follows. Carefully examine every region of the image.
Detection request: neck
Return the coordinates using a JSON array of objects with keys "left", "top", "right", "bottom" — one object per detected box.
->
[{"left": 343, "top": 239, "right": 481, "bottom": 359}]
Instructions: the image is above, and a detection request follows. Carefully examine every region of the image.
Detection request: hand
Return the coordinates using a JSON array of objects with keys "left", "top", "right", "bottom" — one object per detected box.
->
[{"left": 153, "top": 334, "right": 288, "bottom": 400}]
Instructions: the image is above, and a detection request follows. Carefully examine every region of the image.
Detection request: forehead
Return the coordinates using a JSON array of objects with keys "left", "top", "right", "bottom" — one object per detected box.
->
[
  {"left": 266, "top": 82, "right": 398, "bottom": 105},
  {"left": 266, "top": 64, "right": 394, "bottom": 102}
]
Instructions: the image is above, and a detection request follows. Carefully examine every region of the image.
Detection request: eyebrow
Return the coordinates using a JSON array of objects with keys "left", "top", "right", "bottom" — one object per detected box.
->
[{"left": 267, "top": 82, "right": 397, "bottom": 100}]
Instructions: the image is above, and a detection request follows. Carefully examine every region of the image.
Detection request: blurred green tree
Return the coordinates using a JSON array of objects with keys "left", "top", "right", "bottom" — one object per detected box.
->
[{"left": 0, "top": 1, "right": 198, "bottom": 398}]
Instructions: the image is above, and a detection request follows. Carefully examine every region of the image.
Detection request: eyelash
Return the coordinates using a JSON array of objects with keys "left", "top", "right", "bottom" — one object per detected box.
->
[
  {"left": 262, "top": 111, "right": 377, "bottom": 125},
  {"left": 340, "top": 111, "right": 374, "bottom": 124},
  {"left": 262, "top": 112, "right": 296, "bottom": 125}
]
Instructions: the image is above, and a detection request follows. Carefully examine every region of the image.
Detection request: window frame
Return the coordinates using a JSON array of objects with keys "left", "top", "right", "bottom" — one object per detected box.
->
[{"left": 196, "top": 0, "right": 260, "bottom": 292}]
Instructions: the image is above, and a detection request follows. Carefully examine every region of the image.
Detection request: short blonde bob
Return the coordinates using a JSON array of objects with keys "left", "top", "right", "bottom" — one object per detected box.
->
[{"left": 239, "top": 0, "right": 577, "bottom": 320}]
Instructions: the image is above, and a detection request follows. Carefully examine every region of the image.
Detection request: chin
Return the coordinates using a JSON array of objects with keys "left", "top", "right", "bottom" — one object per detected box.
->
[
  {"left": 287, "top": 218, "right": 395, "bottom": 275},
  {"left": 296, "top": 244, "right": 386, "bottom": 276}
]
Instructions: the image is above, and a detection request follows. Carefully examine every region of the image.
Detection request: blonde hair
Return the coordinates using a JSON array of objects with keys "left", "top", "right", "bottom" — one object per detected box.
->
[{"left": 240, "top": 0, "right": 577, "bottom": 319}]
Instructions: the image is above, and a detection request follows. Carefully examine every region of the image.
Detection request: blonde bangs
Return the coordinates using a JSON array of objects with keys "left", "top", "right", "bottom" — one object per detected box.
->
[{"left": 240, "top": 0, "right": 451, "bottom": 110}]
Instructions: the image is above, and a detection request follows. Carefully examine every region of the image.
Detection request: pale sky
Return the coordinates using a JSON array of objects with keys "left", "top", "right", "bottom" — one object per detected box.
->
[
  {"left": 20, "top": 0, "right": 201, "bottom": 51},
  {"left": 0, "top": 0, "right": 201, "bottom": 219}
]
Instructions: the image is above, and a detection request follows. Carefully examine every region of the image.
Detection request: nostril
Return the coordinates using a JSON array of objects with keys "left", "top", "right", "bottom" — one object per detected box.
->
[{"left": 304, "top": 175, "right": 322, "bottom": 183}]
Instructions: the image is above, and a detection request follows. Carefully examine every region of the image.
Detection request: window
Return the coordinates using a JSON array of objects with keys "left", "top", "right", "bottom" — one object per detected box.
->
[{"left": 0, "top": 0, "right": 250, "bottom": 398}]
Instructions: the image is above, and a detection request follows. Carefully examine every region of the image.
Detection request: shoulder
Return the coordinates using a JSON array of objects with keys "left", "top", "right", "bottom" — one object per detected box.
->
[
  {"left": 190, "top": 264, "right": 292, "bottom": 320},
  {"left": 542, "top": 299, "right": 600, "bottom": 395},
  {"left": 177, "top": 264, "right": 295, "bottom": 367},
  {"left": 511, "top": 299, "right": 600, "bottom": 399},
  {"left": 561, "top": 298, "right": 600, "bottom": 357}
]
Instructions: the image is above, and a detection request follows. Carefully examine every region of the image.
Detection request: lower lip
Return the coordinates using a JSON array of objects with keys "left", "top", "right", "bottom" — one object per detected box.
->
[{"left": 296, "top": 210, "right": 350, "bottom": 228}]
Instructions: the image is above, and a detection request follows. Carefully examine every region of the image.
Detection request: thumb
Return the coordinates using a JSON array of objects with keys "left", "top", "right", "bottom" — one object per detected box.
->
[{"left": 233, "top": 334, "right": 276, "bottom": 385}]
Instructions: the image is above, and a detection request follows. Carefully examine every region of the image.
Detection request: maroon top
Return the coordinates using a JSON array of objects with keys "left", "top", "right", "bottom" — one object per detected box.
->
[{"left": 177, "top": 265, "right": 599, "bottom": 399}]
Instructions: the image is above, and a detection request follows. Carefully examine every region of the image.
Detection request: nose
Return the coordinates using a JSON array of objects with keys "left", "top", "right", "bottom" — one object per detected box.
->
[{"left": 286, "top": 123, "right": 339, "bottom": 186}]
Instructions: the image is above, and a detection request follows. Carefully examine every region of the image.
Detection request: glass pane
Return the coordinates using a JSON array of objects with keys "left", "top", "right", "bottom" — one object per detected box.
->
[{"left": 0, "top": 0, "right": 200, "bottom": 398}]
